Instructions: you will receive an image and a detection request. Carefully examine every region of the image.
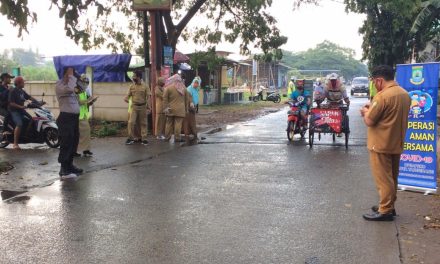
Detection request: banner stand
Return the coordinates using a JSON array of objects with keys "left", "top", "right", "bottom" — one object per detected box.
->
[
  {"left": 396, "top": 62, "right": 439, "bottom": 195},
  {"left": 398, "top": 184, "right": 436, "bottom": 195}
]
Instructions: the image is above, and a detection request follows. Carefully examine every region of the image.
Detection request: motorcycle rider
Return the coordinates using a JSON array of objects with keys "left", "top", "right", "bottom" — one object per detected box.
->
[
  {"left": 290, "top": 79, "right": 311, "bottom": 130},
  {"left": 7, "top": 76, "right": 38, "bottom": 149},
  {"left": 0, "top": 73, "right": 14, "bottom": 134}
]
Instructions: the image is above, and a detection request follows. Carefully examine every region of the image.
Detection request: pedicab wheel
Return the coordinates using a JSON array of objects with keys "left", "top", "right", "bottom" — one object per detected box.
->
[
  {"left": 0, "top": 136, "right": 9, "bottom": 148},
  {"left": 287, "top": 121, "right": 295, "bottom": 141},
  {"left": 0, "top": 126, "right": 9, "bottom": 148},
  {"left": 309, "top": 128, "right": 314, "bottom": 147},
  {"left": 332, "top": 133, "right": 336, "bottom": 142},
  {"left": 300, "top": 128, "right": 306, "bottom": 139},
  {"left": 318, "top": 132, "right": 321, "bottom": 141},
  {"left": 44, "top": 127, "right": 60, "bottom": 148},
  {"left": 345, "top": 132, "right": 349, "bottom": 149}
]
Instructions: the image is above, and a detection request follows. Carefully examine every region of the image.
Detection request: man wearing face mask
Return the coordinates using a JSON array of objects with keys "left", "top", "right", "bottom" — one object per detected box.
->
[
  {"left": 324, "top": 73, "right": 350, "bottom": 107},
  {"left": 124, "top": 70, "right": 151, "bottom": 145},
  {"left": 360, "top": 65, "right": 411, "bottom": 221}
]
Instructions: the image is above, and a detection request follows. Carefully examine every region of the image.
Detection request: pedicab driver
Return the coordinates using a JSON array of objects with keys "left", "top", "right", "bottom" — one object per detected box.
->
[
  {"left": 290, "top": 79, "right": 311, "bottom": 130},
  {"left": 324, "top": 73, "right": 350, "bottom": 137},
  {"left": 324, "top": 73, "right": 350, "bottom": 107}
]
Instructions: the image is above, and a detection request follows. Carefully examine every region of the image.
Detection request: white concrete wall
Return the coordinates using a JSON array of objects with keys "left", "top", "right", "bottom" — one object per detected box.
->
[{"left": 26, "top": 81, "right": 130, "bottom": 121}]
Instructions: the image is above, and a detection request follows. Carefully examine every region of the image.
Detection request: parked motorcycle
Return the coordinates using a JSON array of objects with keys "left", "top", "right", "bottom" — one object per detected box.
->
[
  {"left": 286, "top": 100, "right": 308, "bottom": 141},
  {"left": 0, "top": 97, "right": 59, "bottom": 148},
  {"left": 266, "top": 92, "right": 281, "bottom": 103},
  {"left": 253, "top": 90, "right": 281, "bottom": 103}
]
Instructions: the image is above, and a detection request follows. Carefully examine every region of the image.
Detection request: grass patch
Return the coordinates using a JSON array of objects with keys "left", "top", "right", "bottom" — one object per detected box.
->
[{"left": 91, "top": 120, "right": 124, "bottom": 137}]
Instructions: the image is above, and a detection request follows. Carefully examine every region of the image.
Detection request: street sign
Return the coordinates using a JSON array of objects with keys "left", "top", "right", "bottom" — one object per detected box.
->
[
  {"left": 252, "top": 60, "right": 257, "bottom": 76},
  {"left": 163, "top": 46, "right": 173, "bottom": 66},
  {"left": 132, "top": 0, "right": 172, "bottom": 11}
]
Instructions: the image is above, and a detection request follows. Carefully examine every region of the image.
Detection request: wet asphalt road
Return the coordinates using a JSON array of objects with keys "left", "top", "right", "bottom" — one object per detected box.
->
[{"left": 0, "top": 97, "right": 401, "bottom": 264}]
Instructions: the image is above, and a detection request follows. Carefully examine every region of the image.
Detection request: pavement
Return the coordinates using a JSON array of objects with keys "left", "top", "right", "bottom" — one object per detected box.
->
[{"left": 0, "top": 97, "right": 437, "bottom": 263}]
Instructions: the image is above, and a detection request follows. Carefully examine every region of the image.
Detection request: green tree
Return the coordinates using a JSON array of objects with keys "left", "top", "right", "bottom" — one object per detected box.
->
[
  {"left": 11, "top": 48, "right": 42, "bottom": 66},
  {"left": 1, "top": 0, "right": 294, "bottom": 56},
  {"left": 343, "top": 0, "right": 422, "bottom": 68},
  {"left": 281, "top": 41, "right": 368, "bottom": 80},
  {"left": 21, "top": 63, "right": 58, "bottom": 81},
  {"left": 410, "top": 0, "right": 440, "bottom": 61}
]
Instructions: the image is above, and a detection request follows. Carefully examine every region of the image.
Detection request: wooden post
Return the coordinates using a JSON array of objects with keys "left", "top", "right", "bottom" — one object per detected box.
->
[{"left": 149, "top": 11, "right": 159, "bottom": 135}]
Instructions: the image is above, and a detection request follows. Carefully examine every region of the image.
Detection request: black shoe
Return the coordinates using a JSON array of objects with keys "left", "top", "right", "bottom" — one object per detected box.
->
[
  {"left": 125, "top": 139, "right": 135, "bottom": 145},
  {"left": 371, "top": 205, "right": 396, "bottom": 216},
  {"left": 59, "top": 167, "right": 77, "bottom": 179},
  {"left": 363, "top": 212, "right": 394, "bottom": 221},
  {"left": 83, "top": 150, "right": 93, "bottom": 157},
  {"left": 141, "top": 140, "right": 149, "bottom": 145},
  {"left": 69, "top": 165, "right": 83, "bottom": 175},
  {"left": 73, "top": 152, "right": 81, "bottom": 157}
]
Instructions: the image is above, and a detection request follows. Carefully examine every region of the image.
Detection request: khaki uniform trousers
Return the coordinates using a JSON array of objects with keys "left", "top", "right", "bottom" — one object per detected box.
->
[
  {"left": 78, "top": 119, "right": 91, "bottom": 151},
  {"left": 165, "top": 116, "right": 183, "bottom": 141},
  {"left": 155, "top": 113, "right": 166, "bottom": 136},
  {"left": 369, "top": 150, "right": 400, "bottom": 214},
  {"left": 128, "top": 105, "right": 148, "bottom": 140},
  {"left": 184, "top": 112, "right": 197, "bottom": 138}
]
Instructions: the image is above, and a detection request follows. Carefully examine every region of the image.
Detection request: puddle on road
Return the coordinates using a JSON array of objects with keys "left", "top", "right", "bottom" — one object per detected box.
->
[
  {"left": 305, "top": 256, "right": 321, "bottom": 264},
  {"left": 1, "top": 190, "right": 27, "bottom": 201},
  {"left": 4, "top": 195, "right": 31, "bottom": 204}
]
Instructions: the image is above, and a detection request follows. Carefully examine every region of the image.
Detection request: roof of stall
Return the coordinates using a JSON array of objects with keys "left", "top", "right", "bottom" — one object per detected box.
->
[{"left": 53, "top": 54, "right": 132, "bottom": 82}]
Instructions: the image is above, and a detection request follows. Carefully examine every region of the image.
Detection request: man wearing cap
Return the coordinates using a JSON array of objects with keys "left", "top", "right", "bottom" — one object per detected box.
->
[
  {"left": 8, "top": 76, "right": 38, "bottom": 149},
  {"left": 360, "top": 65, "right": 411, "bottom": 221},
  {"left": 0, "top": 73, "right": 14, "bottom": 133},
  {"left": 324, "top": 73, "right": 350, "bottom": 107},
  {"left": 124, "top": 70, "right": 151, "bottom": 145}
]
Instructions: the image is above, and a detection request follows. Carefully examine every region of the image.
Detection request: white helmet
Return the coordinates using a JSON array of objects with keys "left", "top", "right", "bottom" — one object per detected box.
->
[{"left": 329, "top": 73, "right": 338, "bottom": 80}]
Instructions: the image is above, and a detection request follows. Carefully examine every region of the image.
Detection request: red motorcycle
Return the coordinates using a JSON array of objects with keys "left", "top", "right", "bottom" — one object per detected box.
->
[{"left": 286, "top": 100, "right": 309, "bottom": 141}]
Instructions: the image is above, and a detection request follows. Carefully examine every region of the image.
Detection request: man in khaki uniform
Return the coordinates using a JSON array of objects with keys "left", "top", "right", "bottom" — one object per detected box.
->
[
  {"left": 360, "top": 65, "right": 411, "bottom": 221},
  {"left": 163, "top": 74, "right": 188, "bottom": 143},
  {"left": 124, "top": 70, "right": 151, "bottom": 145}
]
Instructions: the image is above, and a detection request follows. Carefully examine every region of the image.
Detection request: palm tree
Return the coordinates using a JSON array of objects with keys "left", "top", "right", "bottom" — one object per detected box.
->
[{"left": 411, "top": 0, "right": 440, "bottom": 35}]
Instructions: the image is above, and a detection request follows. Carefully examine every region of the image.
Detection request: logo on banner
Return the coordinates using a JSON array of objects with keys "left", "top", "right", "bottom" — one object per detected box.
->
[
  {"left": 410, "top": 66, "right": 425, "bottom": 85},
  {"left": 409, "top": 90, "right": 433, "bottom": 119}
]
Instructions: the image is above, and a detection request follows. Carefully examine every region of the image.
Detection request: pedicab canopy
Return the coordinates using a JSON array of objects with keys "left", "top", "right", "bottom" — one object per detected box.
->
[{"left": 53, "top": 54, "right": 132, "bottom": 82}]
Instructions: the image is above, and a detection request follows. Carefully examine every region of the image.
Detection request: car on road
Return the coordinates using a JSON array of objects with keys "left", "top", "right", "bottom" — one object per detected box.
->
[{"left": 350, "top": 77, "right": 369, "bottom": 97}]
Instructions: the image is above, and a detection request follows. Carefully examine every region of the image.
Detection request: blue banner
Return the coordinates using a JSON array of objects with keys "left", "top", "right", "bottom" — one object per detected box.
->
[{"left": 396, "top": 63, "right": 438, "bottom": 193}]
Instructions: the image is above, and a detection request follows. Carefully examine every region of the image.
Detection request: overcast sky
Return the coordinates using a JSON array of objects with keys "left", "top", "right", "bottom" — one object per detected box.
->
[{"left": 0, "top": 0, "right": 366, "bottom": 60}]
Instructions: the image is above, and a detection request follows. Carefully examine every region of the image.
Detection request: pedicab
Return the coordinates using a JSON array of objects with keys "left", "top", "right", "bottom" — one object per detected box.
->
[{"left": 308, "top": 100, "right": 350, "bottom": 148}]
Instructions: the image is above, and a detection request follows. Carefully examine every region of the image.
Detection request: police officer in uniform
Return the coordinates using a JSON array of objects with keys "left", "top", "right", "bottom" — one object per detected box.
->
[{"left": 124, "top": 70, "right": 151, "bottom": 145}]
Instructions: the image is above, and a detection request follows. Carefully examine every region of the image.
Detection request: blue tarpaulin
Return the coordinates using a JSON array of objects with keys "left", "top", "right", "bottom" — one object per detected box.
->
[{"left": 53, "top": 54, "right": 132, "bottom": 82}]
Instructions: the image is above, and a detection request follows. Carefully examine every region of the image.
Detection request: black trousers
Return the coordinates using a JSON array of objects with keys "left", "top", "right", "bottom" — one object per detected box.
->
[{"left": 57, "top": 112, "right": 79, "bottom": 168}]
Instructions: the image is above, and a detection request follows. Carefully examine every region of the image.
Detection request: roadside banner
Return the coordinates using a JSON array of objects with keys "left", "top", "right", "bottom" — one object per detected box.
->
[
  {"left": 396, "top": 63, "right": 439, "bottom": 194},
  {"left": 310, "top": 109, "right": 343, "bottom": 133}
]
